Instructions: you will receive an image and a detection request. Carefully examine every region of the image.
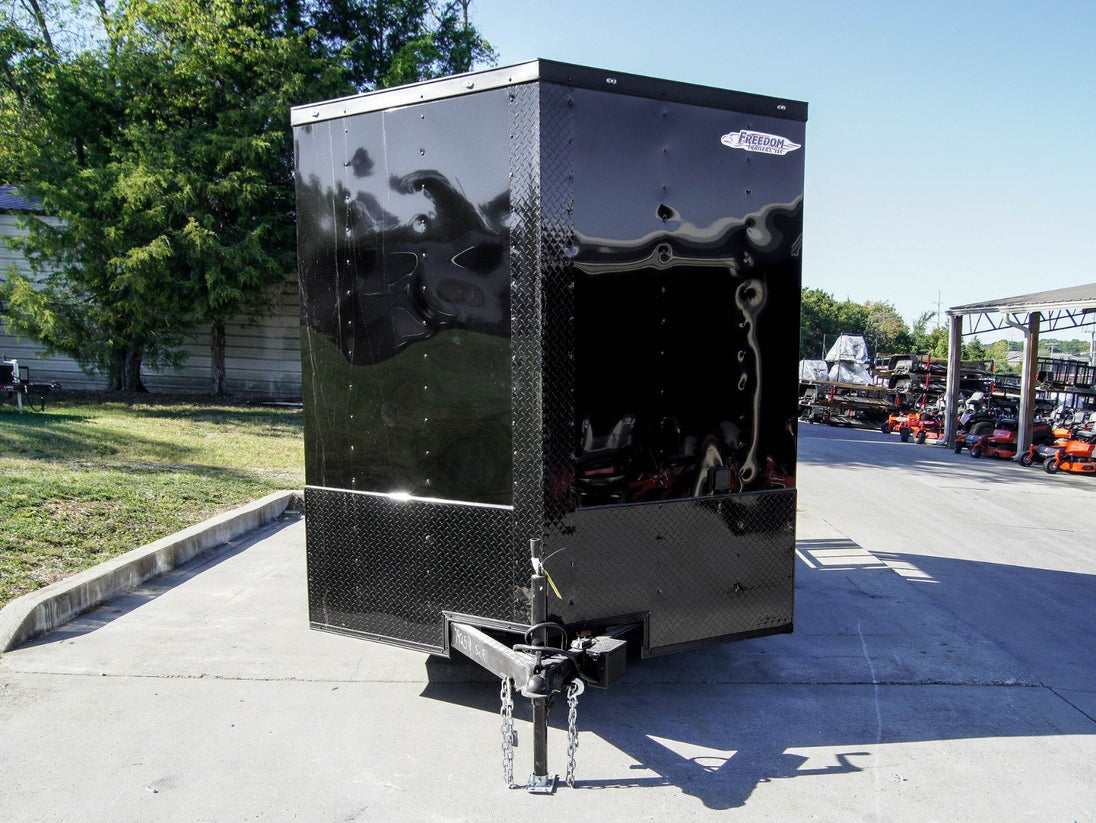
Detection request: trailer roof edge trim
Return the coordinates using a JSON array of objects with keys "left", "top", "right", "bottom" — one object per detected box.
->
[{"left": 290, "top": 58, "right": 808, "bottom": 127}]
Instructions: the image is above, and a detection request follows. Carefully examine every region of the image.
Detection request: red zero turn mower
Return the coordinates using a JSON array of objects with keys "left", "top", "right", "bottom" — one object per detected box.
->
[
  {"left": 962, "top": 417, "right": 1053, "bottom": 460},
  {"left": 966, "top": 423, "right": 1021, "bottom": 460},
  {"left": 910, "top": 411, "right": 943, "bottom": 444},
  {"left": 966, "top": 419, "right": 1053, "bottom": 461}
]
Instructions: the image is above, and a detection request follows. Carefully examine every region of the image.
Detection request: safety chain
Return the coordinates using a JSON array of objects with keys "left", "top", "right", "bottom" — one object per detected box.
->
[
  {"left": 500, "top": 677, "right": 515, "bottom": 788},
  {"left": 565, "top": 679, "right": 583, "bottom": 787}
]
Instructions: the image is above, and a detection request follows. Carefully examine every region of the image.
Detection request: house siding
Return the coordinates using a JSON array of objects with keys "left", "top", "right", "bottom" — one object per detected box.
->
[{"left": 2, "top": 212, "right": 303, "bottom": 398}]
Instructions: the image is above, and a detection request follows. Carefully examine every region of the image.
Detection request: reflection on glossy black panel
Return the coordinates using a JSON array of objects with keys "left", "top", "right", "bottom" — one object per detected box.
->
[
  {"left": 567, "top": 89, "right": 803, "bottom": 506},
  {"left": 552, "top": 490, "right": 797, "bottom": 653},
  {"left": 295, "top": 90, "right": 513, "bottom": 504}
]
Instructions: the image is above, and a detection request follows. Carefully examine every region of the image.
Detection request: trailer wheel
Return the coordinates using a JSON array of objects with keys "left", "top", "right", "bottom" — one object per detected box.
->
[
  {"left": 881, "top": 422, "right": 892, "bottom": 434},
  {"left": 1019, "top": 452, "right": 1034, "bottom": 467},
  {"left": 1044, "top": 458, "right": 1060, "bottom": 475},
  {"left": 970, "top": 444, "right": 982, "bottom": 458},
  {"left": 915, "top": 431, "right": 927, "bottom": 445},
  {"left": 899, "top": 426, "right": 910, "bottom": 443}
]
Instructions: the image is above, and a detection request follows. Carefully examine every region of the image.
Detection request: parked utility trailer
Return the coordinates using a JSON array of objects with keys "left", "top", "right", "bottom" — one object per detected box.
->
[
  {"left": 292, "top": 59, "right": 806, "bottom": 791},
  {"left": 2, "top": 358, "right": 58, "bottom": 411}
]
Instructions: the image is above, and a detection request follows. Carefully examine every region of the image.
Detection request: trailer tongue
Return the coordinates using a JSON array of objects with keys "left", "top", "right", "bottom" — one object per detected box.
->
[{"left": 292, "top": 59, "right": 807, "bottom": 791}]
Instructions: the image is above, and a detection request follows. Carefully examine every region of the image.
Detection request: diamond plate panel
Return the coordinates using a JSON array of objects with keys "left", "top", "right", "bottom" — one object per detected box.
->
[
  {"left": 548, "top": 489, "right": 796, "bottom": 654},
  {"left": 508, "top": 82, "right": 544, "bottom": 621},
  {"left": 305, "top": 487, "right": 515, "bottom": 652},
  {"left": 538, "top": 83, "right": 578, "bottom": 532}
]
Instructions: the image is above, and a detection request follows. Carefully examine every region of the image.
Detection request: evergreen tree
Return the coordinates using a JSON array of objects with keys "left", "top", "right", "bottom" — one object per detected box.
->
[{"left": 2, "top": 0, "right": 495, "bottom": 393}]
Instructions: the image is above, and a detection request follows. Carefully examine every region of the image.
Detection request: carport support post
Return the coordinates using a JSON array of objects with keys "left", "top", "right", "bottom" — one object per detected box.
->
[
  {"left": 945, "top": 314, "right": 963, "bottom": 447},
  {"left": 1017, "top": 312, "right": 1041, "bottom": 460}
]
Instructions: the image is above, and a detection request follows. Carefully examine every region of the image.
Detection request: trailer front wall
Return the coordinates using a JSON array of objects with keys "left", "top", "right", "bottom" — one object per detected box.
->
[
  {"left": 296, "top": 89, "right": 513, "bottom": 504},
  {"left": 296, "top": 87, "right": 527, "bottom": 649}
]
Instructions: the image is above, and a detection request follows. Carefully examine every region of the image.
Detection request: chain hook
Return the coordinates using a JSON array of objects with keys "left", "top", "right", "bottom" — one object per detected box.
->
[
  {"left": 500, "top": 677, "right": 515, "bottom": 788},
  {"left": 565, "top": 679, "right": 583, "bottom": 787}
]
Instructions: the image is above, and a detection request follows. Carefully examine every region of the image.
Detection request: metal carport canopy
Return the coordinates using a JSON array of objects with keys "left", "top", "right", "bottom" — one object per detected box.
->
[{"left": 942, "top": 282, "right": 1096, "bottom": 452}]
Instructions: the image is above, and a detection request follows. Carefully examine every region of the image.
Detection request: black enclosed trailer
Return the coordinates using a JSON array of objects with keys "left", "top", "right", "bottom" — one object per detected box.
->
[{"left": 292, "top": 59, "right": 806, "bottom": 789}]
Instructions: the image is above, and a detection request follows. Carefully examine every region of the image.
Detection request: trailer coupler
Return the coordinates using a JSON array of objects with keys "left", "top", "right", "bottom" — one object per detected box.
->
[
  {"left": 450, "top": 620, "right": 629, "bottom": 791},
  {"left": 446, "top": 540, "right": 632, "bottom": 792}
]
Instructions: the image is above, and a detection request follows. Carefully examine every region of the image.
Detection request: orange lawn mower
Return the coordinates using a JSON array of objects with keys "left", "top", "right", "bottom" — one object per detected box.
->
[
  {"left": 1019, "top": 410, "right": 1096, "bottom": 467},
  {"left": 881, "top": 410, "right": 917, "bottom": 441},
  {"left": 1020, "top": 435, "right": 1066, "bottom": 467},
  {"left": 881, "top": 409, "right": 942, "bottom": 443},
  {"left": 1042, "top": 428, "right": 1096, "bottom": 475}
]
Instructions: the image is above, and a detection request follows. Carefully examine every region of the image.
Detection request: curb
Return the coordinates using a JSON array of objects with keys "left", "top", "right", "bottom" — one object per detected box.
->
[{"left": 0, "top": 490, "right": 302, "bottom": 653}]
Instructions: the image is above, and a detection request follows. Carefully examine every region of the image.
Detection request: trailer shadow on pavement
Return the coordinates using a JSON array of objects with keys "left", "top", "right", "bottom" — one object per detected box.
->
[{"left": 420, "top": 537, "right": 1096, "bottom": 810}]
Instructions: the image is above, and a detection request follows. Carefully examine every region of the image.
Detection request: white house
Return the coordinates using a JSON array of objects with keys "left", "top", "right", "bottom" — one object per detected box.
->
[{"left": 1, "top": 186, "right": 302, "bottom": 398}]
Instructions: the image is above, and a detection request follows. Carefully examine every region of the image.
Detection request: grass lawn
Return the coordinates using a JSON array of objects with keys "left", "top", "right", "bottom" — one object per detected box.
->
[{"left": 0, "top": 392, "right": 304, "bottom": 609}]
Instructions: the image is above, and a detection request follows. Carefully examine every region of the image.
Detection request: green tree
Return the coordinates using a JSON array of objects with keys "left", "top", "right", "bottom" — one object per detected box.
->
[
  {"left": 2, "top": 4, "right": 182, "bottom": 390},
  {"left": 322, "top": 0, "right": 495, "bottom": 87},
  {"left": 862, "top": 299, "right": 912, "bottom": 356},
  {"left": 800, "top": 288, "right": 867, "bottom": 360},
  {"left": 800, "top": 289, "right": 912, "bottom": 360},
  {"left": 909, "top": 311, "right": 949, "bottom": 359},
  {"left": 107, "top": 0, "right": 346, "bottom": 393},
  {"left": 798, "top": 288, "right": 833, "bottom": 359},
  {"left": 2, "top": 0, "right": 495, "bottom": 393},
  {"left": 1040, "top": 338, "right": 1088, "bottom": 357},
  {"left": 982, "top": 339, "right": 1013, "bottom": 373},
  {"left": 963, "top": 339, "right": 987, "bottom": 361}
]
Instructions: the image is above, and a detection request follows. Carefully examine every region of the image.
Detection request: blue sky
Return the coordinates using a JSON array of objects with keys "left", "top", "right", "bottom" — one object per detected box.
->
[{"left": 471, "top": 0, "right": 1096, "bottom": 338}]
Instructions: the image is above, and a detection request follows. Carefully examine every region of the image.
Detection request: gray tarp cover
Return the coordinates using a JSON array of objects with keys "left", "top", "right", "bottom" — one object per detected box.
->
[
  {"left": 799, "top": 360, "right": 830, "bottom": 381},
  {"left": 824, "top": 334, "right": 870, "bottom": 364}
]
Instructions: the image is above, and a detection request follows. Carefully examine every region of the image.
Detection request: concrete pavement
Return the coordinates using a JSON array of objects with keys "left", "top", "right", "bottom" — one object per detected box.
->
[
  {"left": 1, "top": 424, "right": 1094, "bottom": 821},
  {"left": 0, "top": 490, "right": 300, "bottom": 653}
]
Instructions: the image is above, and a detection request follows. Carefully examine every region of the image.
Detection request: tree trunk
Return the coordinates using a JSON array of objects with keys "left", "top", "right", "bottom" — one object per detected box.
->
[
  {"left": 108, "top": 344, "right": 146, "bottom": 391},
  {"left": 122, "top": 345, "right": 146, "bottom": 392},
  {"left": 24, "top": 0, "right": 56, "bottom": 53},
  {"left": 107, "top": 348, "right": 123, "bottom": 391},
  {"left": 210, "top": 322, "right": 227, "bottom": 397}
]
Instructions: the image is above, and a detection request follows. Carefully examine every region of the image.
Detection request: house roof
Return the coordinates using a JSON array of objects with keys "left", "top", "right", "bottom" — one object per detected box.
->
[{"left": 0, "top": 185, "right": 42, "bottom": 213}]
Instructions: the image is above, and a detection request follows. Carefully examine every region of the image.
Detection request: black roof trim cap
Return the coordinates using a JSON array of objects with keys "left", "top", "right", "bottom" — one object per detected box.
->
[{"left": 291, "top": 58, "right": 807, "bottom": 127}]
